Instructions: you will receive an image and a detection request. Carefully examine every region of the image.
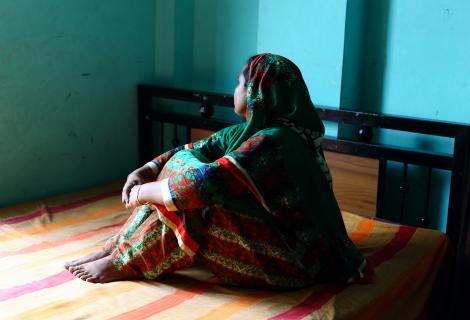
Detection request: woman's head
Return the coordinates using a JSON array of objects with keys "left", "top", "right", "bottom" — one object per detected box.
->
[
  {"left": 237, "top": 54, "right": 319, "bottom": 124},
  {"left": 227, "top": 53, "right": 325, "bottom": 154},
  {"left": 234, "top": 55, "right": 258, "bottom": 118}
]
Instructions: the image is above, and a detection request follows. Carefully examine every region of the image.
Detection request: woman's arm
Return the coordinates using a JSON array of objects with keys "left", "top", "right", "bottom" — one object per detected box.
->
[
  {"left": 150, "top": 124, "right": 242, "bottom": 171},
  {"left": 126, "top": 181, "right": 163, "bottom": 209},
  {"left": 124, "top": 124, "right": 243, "bottom": 209}
]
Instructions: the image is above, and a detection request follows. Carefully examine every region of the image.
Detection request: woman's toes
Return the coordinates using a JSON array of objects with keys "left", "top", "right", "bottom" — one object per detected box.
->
[
  {"left": 83, "top": 274, "right": 94, "bottom": 282},
  {"left": 72, "top": 266, "right": 84, "bottom": 277},
  {"left": 64, "top": 250, "right": 110, "bottom": 272},
  {"left": 68, "top": 266, "right": 77, "bottom": 274},
  {"left": 79, "top": 272, "right": 90, "bottom": 281},
  {"left": 68, "top": 256, "right": 134, "bottom": 283}
]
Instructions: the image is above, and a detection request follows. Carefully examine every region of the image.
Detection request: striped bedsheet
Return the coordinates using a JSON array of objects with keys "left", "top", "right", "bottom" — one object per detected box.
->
[{"left": 0, "top": 181, "right": 447, "bottom": 320}]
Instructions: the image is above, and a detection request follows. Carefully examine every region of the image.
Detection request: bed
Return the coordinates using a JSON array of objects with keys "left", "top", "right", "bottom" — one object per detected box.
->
[{"left": 0, "top": 84, "right": 468, "bottom": 319}]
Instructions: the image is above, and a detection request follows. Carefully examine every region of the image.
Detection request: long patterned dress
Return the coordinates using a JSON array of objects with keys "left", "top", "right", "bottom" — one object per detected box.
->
[{"left": 103, "top": 54, "right": 369, "bottom": 288}]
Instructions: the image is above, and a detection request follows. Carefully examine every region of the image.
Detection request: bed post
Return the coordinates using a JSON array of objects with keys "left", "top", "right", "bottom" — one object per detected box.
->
[
  {"left": 375, "top": 158, "right": 387, "bottom": 218},
  {"left": 137, "top": 85, "right": 153, "bottom": 166},
  {"left": 447, "top": 127, "right": 470, "bottom": 319}
]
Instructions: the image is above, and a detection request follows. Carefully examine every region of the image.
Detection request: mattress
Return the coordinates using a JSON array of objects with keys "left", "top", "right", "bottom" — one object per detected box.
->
[{"left": 0, "top": 181, "right": 448, "bottom": 319}]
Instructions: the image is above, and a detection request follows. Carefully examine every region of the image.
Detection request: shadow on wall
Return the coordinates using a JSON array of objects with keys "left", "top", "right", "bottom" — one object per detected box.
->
[
  {"left": 155, "top": 0, "right": 259, "bottom": 94},
  {"left": 339, "top": 0, "right": 391, "bottom": 142}
]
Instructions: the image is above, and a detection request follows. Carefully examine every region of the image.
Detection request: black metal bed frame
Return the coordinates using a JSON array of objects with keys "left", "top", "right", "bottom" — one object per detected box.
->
[{"left": 137, "top": 84, "right": 470, "bottom": 319}]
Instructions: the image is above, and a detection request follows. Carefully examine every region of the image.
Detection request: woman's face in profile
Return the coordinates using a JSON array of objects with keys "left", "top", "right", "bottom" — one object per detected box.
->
[{"left": 234, "top": 65, "right": 248, "bottom": 118}]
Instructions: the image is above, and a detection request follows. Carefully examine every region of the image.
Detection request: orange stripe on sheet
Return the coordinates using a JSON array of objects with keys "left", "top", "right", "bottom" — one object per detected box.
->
[
  {"left": 0, "top": 222, "right": 123, "bottom": 258},
  {"left": 108, "top": 277, "right": 220, "bottom": 320},
  {"left": 197, "top": 290, "right": 274, "bottom": 320},
  {"left": 0, "top": 203, "right": 124, "bottom": 241},
  {"left": 349, "top": 218, "right": 376, "bottom": 245},
  {"left": 351, "top": 233, "right": 447, "bottom": 320}
]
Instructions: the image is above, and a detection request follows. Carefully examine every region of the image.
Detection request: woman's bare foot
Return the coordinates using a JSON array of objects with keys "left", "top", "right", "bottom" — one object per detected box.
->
[
  {"left": 68, "top": 256, "right": 139, "bottom": 283},
  {"left": 64, "top": 249, "right": 109, "bottom": 270}
]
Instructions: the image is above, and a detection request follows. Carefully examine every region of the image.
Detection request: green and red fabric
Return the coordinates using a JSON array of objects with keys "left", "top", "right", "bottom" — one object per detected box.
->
[{"left": 105, "top": 53, "right": 369, "bottom": 288}]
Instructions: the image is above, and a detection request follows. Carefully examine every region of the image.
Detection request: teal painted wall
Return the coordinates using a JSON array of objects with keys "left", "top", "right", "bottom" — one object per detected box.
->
[
  {"left": 213, "top": 1, "right": 259, "bottom": 94},
  {"left": 257, "top": 0, "right": 347, "bottom": 109},
  {"left": 382, "top": 1, "right": 470, "bottom": 125},
  {"left": 257, "top": 0, "right": 347, "bottom": 136},
  {"left": 0, "top": 0, "right": 155, "bottom": 207}
]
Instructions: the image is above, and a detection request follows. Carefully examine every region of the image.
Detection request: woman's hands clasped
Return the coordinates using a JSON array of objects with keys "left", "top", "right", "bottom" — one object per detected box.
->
[{"left": 122, "top": 165, "right": 155, "bottom": 209}]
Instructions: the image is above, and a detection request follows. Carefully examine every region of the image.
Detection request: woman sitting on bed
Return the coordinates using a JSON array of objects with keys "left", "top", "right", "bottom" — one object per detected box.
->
[{"left": 65, "top": 53, "right": 368, "bottom": 287}]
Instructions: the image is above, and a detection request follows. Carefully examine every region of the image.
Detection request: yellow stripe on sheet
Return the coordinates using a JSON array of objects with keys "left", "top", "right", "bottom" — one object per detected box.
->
[
  {"left": 3, "top": 267, "right": 213, "bottom": 320},
  {"left": 221, "top": 287, "right": 317, "bottom": 320},
  {"left": 0, "top": 202, "right": 124, "bottom": 241},
  {"left": 342, "top": 211, "right": 363, "bottom": 234},
  {"left": 142, "top": 289, "right": 233, "bottom": 320},
  {"left": 8, "top": 280, "right": 141, "bottom": 320},
  {"left": 196, "top": 290, "right": 274, "bottom": 320},
  {"left": 110, "top": 277, "right": 220, "bottom": 320}
]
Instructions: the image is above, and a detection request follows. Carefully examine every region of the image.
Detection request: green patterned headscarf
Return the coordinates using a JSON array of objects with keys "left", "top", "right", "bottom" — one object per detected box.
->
[{"left": 226, "top": 53, "right": 325, "bottom": 154}]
